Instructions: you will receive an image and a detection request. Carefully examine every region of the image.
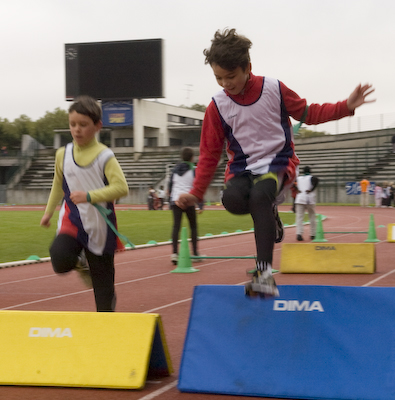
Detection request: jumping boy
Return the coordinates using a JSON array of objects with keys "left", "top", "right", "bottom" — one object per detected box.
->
[
  {"left": 40, "top": 96, "right": 128, "bottom": 311},
  {"left": 177, "top": 28, "right": 375, "bottom": 297}
]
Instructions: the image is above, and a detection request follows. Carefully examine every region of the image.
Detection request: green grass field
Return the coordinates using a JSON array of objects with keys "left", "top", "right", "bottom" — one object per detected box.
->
[{"left": 0, "top": 209, "right": 297, "bottom": 264}]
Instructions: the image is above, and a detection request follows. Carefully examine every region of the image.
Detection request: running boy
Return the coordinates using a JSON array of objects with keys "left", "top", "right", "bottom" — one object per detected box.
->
[
  {"left": 40, "top": 96, "right": 128, "bottom": 311},
  {"left": 177, "top": 28, "right": 375, "bottom": 297}
]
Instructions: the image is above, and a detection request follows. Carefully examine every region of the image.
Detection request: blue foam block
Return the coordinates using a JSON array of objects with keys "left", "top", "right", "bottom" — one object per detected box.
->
[{"left": 178, "top": 285, "right": 395, "bottom": 399}]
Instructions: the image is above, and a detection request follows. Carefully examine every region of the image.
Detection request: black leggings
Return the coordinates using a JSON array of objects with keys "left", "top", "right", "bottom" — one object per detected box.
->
[
  {"left": 222, "top": 173, "right": 277, "bottom": 265},
  {"left": 49, "top": 234, "right": 116, "bottom": 312},
  {"left": 171, "top": 204, "right": 198, "bottom": 255}
]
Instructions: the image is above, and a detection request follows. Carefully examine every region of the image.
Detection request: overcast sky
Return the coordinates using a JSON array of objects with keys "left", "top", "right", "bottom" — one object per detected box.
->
[{"left": 0, "top": 0, "right": 393, "bottom": 123}]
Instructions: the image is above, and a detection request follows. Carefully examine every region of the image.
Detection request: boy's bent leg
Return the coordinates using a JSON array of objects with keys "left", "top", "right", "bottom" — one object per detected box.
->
[
  {"left": 49, "top": 234, "right": 82, "bottom": 274},
  {"left": 222, "top": 174, "right": 252, "bottom": 215},
  {"left": 86, "top": 251, "right": 116, "bottom": 312}
]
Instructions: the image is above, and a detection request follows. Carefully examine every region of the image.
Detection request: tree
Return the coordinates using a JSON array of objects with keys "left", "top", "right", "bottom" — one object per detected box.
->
[
  {"left": 179, "top": 103, "right": 207, "bottom": 112},
  {"left": 189, "top": 104, "right": 207, "bottom": 112},
  {"left": 0, "top": 116, "right": 34, "bottom": 150},
  {"left": 295, "top": 127, "right": 329, "bottom": 138},
  {"left": 33, "top": 108, "right": 69, "bottom": 147}
]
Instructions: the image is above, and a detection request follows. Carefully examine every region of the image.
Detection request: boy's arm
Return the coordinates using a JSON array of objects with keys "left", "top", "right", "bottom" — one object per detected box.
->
[
  {"left": 41, "top": 148, "right": 65, "bottom": 226},
  {"left": 177, "top": 103, "right": 224, "bottom": 208},
  {"left": 189, "top": 102, "right": 225, "bottom": 201},
  {"left": 280, "top": 82, "right": 353, "bottom": 124},
  {"left": 88, "top": 157, "right": 129, "bottom": 204}
]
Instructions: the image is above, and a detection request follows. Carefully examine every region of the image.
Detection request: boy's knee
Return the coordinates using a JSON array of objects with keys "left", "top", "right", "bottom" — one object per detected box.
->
[
  {"left": 49, "top": 235, "right": 80, "bottom": 273},
  {"left": 50, "top": 248, "right": 77, "bottom": 273},
  {"left": 222, "top": 189, "right": 249, "bottom": 214}
]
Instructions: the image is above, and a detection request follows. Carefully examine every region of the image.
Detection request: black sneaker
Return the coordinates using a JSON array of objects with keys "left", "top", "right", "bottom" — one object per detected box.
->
[
  {"left": 297, "top": 234, "right": 303, "bottom": 241},
  {"left": 273, "top": 204, "right": 284, "bottom": 243}
]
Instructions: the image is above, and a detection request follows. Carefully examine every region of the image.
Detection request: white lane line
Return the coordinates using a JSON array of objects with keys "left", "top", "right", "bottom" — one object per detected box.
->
[
  {"left": 0, "top": 289, "right": 91, "bottom": 310},
  {"left": 143, "top": 298, "right": 192, "bottom": 314},
  {"left": 137, "top": 380, "right": 178, "bottom": 400},
  {"left": 0, "top": 274, "right": 56, "bottom": 286},
  {"left": 362, "top": 269, "right": 395, "bottom": 286}
]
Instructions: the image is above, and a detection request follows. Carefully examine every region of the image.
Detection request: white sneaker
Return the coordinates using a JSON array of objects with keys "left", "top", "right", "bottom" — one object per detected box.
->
[
  {"left": 171, "top": 253, "right": 178, "bottom": 265},
  {"left": 245, "top": 265, "right": 279, "bottom": 297}
]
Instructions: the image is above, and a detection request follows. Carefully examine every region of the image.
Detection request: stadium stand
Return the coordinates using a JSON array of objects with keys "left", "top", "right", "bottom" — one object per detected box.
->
[
  {"left": 296, "top": 145, "right": 395, "bottom": 185},
  {"left": 5, "top": 128, "right": 395, "bottom": 204}
]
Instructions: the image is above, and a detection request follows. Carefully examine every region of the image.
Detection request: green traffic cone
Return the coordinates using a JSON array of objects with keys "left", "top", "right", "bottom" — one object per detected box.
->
[
  {"left": 170, "top": 227, "right": 199, "bottom": 273},
  {"left": 312, "top": 214, "right": 327, "bottom": 242},
  {"left": 26, "top": 255, "right": 40, "bottom": 261},
  {"left": 365, "top": 214, "right": 380, "bottom": 242}
]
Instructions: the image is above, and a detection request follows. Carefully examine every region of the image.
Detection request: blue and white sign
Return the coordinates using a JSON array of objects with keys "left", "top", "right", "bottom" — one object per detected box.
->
[
  {"left": 346, "top": 182, "right": 375, "bottom": 195},
  {"left": 102, "top": 102, "right": 133, "bottom": 127}
]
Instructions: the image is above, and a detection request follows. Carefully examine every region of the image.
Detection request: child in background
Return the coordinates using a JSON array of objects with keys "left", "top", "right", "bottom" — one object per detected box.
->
[
  {"left": 168, "top": 147, "right": 200, "bottom": 265},
  {"left": 40, "top": 96, "right": 128, "bottom": 311},
  {"left": 177, "top": 28, "right": 375, "bottom": 297}
]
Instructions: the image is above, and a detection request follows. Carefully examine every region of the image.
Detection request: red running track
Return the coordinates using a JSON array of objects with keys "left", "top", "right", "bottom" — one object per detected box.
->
[{"left": 0, "top": 205, "right": 394, "bottom": 400}]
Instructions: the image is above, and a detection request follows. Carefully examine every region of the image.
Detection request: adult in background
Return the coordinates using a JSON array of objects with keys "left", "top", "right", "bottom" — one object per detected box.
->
[
  {"left": 359, "top": 178, "right": 370, "bottom": 207},
  {"left": 295, "top": 166, "right": 319, "bottom": 241}
]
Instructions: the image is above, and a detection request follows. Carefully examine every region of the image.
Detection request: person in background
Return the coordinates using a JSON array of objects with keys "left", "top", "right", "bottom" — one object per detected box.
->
[
  {"left": 157, "top": 185, "right": 166, "bottom": 210},
  {"left": 359, "top": 178, "right": 370, "bottom": 207},
  {"left": 290, "top": 181, "right": 298, "bottom": 213},
  {"left": 147, "top": 186, "right": 156, "bottom": 210},
  {"left": 374, "top": 183, "right": 383, "bottom": 208},
  {"left": 295, "top": 166, "right": 319, "bottom": 241},
  {"left": 168, "top": 147, "right": 200, "bottom": 265}
]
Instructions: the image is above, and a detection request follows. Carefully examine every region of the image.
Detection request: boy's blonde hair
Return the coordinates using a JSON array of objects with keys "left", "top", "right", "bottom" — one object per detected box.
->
[
  {"left": 69, "top": 96, "right": 102, "bottom": 124},
  {"left": 203, "top": 28, "right": 252, "bottom": 71}
]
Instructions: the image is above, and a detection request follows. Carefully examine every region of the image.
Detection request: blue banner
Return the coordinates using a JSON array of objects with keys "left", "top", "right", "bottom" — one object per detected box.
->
[
  {"left": 102, "top": 102, "right": 133, "bottom": 127},
  {"left": 346, "top": 182, "right": 375, "bottom": 195}
]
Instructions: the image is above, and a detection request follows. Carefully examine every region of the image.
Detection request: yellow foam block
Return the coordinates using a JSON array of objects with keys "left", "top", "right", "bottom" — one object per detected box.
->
[
  {"left": 0, "top": 311, "right": 172, "bottom": 389},
  {"left": 387, "top": 224, "right": 395, "bottom": 242},
  {"left": 280, "top": 243, "right": 376, "bottom": 274}
]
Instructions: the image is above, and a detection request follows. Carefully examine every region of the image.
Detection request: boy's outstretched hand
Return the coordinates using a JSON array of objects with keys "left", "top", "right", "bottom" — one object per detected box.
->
[{"left": 347, "top": 84, "right": 375, "bottom": 111}]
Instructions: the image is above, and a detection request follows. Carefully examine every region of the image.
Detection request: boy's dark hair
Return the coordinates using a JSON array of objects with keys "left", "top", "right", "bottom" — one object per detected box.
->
[
  {"left": 181, "top": 147, "right": 194, "bottom": 162},
  {"left": 68, "top": 96, "right": 102, "bottom": 124},
  {"left": 203, "top": 28, "right": 252, "bottom": 71}
]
